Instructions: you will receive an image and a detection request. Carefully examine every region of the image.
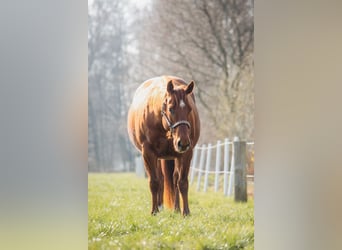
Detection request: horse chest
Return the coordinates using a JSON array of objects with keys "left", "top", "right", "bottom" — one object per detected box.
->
[{"left": 149, "top": 137, "right": 178, "bottom": 158}]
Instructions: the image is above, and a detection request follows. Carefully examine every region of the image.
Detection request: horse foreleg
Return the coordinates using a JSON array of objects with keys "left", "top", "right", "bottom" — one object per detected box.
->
[
  {"left": 142, "top": 143, "right": 159, "bottom": 215},
  {"left": 149, "top": 178, "right": 160, "bottom": 215},
  {"left": 176, "top": 155, "right": 191, "bottom": 216},
  {"left": 173, "top": 170, "right": 180, "bottom": 212},
  {"left": 156, "top": 160, "right": 164, "bottom": 210},
  {"left": 179, "top": 177, "right": 190, "bottom": 216}
]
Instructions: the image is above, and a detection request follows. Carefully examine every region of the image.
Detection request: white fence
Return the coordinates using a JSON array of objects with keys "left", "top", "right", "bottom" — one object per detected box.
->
[{"left": 190, "top": 137, "right": 254, "bottom": 198}]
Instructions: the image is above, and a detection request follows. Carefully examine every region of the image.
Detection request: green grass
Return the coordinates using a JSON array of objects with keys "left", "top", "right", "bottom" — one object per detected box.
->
[{"left": 88, "top": 173, "right": 254, "bottom": 250}]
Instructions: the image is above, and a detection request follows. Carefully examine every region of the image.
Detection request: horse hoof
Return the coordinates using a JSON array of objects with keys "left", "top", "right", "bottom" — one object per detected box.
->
[
  {"left": 151, "top": 209, "right": 159, "bottom": 216},
  {"left": 182, "top": 209, "right": 190, "bottom": 217}
]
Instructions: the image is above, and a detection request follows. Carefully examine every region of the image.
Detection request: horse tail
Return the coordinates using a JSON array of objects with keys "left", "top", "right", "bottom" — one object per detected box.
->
[{"left": 161, "top": 159, "right": 175, "bottom": 209}]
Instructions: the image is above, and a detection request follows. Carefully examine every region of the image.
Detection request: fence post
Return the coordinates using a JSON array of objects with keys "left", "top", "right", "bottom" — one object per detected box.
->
[
  {"left": 234, "top": 138, "right": 247, "bottom": 202},
  {"left": 223, "top": 138, "right": 230, "bottom": 196},
  {"left": 196, "top": 145, "right": 206, "bottom": 191},
  {"left": 214, "top": 140, "right": 221, "bottom": 192},
  {"left": 227, "top": 137, "right": 236, "bottom": 196},
  {"left": 190, "top": 146, "right": 199, "bottom": 184},
  {"left": 203, "top": 143, "right": 212, "bottom": 192}
]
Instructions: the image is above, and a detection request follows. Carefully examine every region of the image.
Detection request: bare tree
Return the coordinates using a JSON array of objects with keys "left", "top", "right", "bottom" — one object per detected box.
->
[
  {"left": 88, "top": 0, "right": 134, "bottom": 171},
  {"left": 134, "top": 0, "right": 254, "bottom": 142}
]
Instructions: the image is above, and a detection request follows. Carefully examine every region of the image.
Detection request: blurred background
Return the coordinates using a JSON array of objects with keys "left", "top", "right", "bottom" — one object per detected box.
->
[
  {"left": 1, "top": 1, "right": 342, "bottom": 249},
  {"left": 88, "top": 0, "right": 254, "bottom": 172}
]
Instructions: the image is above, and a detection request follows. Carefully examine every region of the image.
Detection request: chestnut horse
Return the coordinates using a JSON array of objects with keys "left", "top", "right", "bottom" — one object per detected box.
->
[{"left": 127, "top": 76, "right": 200, "bottom": 216}]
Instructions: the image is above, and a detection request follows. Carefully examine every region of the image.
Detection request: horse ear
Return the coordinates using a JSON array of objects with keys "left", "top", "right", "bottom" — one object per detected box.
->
[
  {"left": 185, "top": 81, "right": 195, "bottom": 94},
  {"left": 167, "top": 80, "right": 174, "bottom": 93}
]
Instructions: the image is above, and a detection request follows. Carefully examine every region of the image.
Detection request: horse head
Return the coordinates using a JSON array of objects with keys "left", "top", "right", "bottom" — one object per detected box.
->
[{"left": 162, "top": 80, "right": 195, "bottom": 153}]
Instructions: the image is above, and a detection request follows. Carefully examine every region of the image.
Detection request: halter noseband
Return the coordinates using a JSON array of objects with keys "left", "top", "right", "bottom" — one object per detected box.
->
[{"left": 161, "top": 104, "right": 191, "bottom": 134}]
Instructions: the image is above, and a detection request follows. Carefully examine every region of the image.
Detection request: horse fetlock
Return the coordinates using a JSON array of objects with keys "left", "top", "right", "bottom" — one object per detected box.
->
[
  {"left": 151, "top": 208, "right": 159, "bottom": 216},
  {"left": 182, "top": 208, "right": 190, "bottom": 217},
  {"left": 174, "top": 206, "right": 181, "bottom": 213}
]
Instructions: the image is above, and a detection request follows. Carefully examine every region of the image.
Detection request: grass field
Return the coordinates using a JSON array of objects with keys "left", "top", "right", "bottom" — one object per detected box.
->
[{"left": 88, "top": 173, "right": 254, "bottom": 249}]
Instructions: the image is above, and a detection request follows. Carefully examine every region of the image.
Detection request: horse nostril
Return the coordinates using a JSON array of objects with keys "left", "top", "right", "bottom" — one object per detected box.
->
[
  {"left": 177, "top": 139, "right": 190, "bottom": 152},
  {"left": 177, "top": 139, "right": 182, "bottom": 149}
]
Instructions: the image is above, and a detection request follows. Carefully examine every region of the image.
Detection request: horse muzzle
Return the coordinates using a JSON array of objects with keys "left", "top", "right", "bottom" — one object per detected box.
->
[{"left": 175, "top": 138, "right": 191, "bottom": 153}]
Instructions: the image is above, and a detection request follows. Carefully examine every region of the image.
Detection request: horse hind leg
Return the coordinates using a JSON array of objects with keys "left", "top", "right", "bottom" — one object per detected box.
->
[{"left": 161, "top": 159, "right": 177, "bottom": 211}]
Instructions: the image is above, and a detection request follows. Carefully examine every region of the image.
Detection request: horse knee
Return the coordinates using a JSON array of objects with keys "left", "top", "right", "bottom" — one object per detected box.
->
[
  {"left": 178, "top": 179, "right": 188, "bottom": 193},
  {"left": 159, "top": 174, "right": 164, "bottom": 185},
  {"left": 149, "top": 179, "right": 159, "bottom": 193}
]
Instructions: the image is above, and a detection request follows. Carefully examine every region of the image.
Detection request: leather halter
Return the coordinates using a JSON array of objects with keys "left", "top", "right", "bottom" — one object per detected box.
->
[{"left": 161, "top": 103, "right": 191, "bottom": 134}]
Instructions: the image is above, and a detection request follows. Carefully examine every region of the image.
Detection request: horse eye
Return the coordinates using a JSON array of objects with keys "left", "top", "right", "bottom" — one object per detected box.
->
[{"left": 169, "top": 108, "right": 174, "bottom": 114}]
